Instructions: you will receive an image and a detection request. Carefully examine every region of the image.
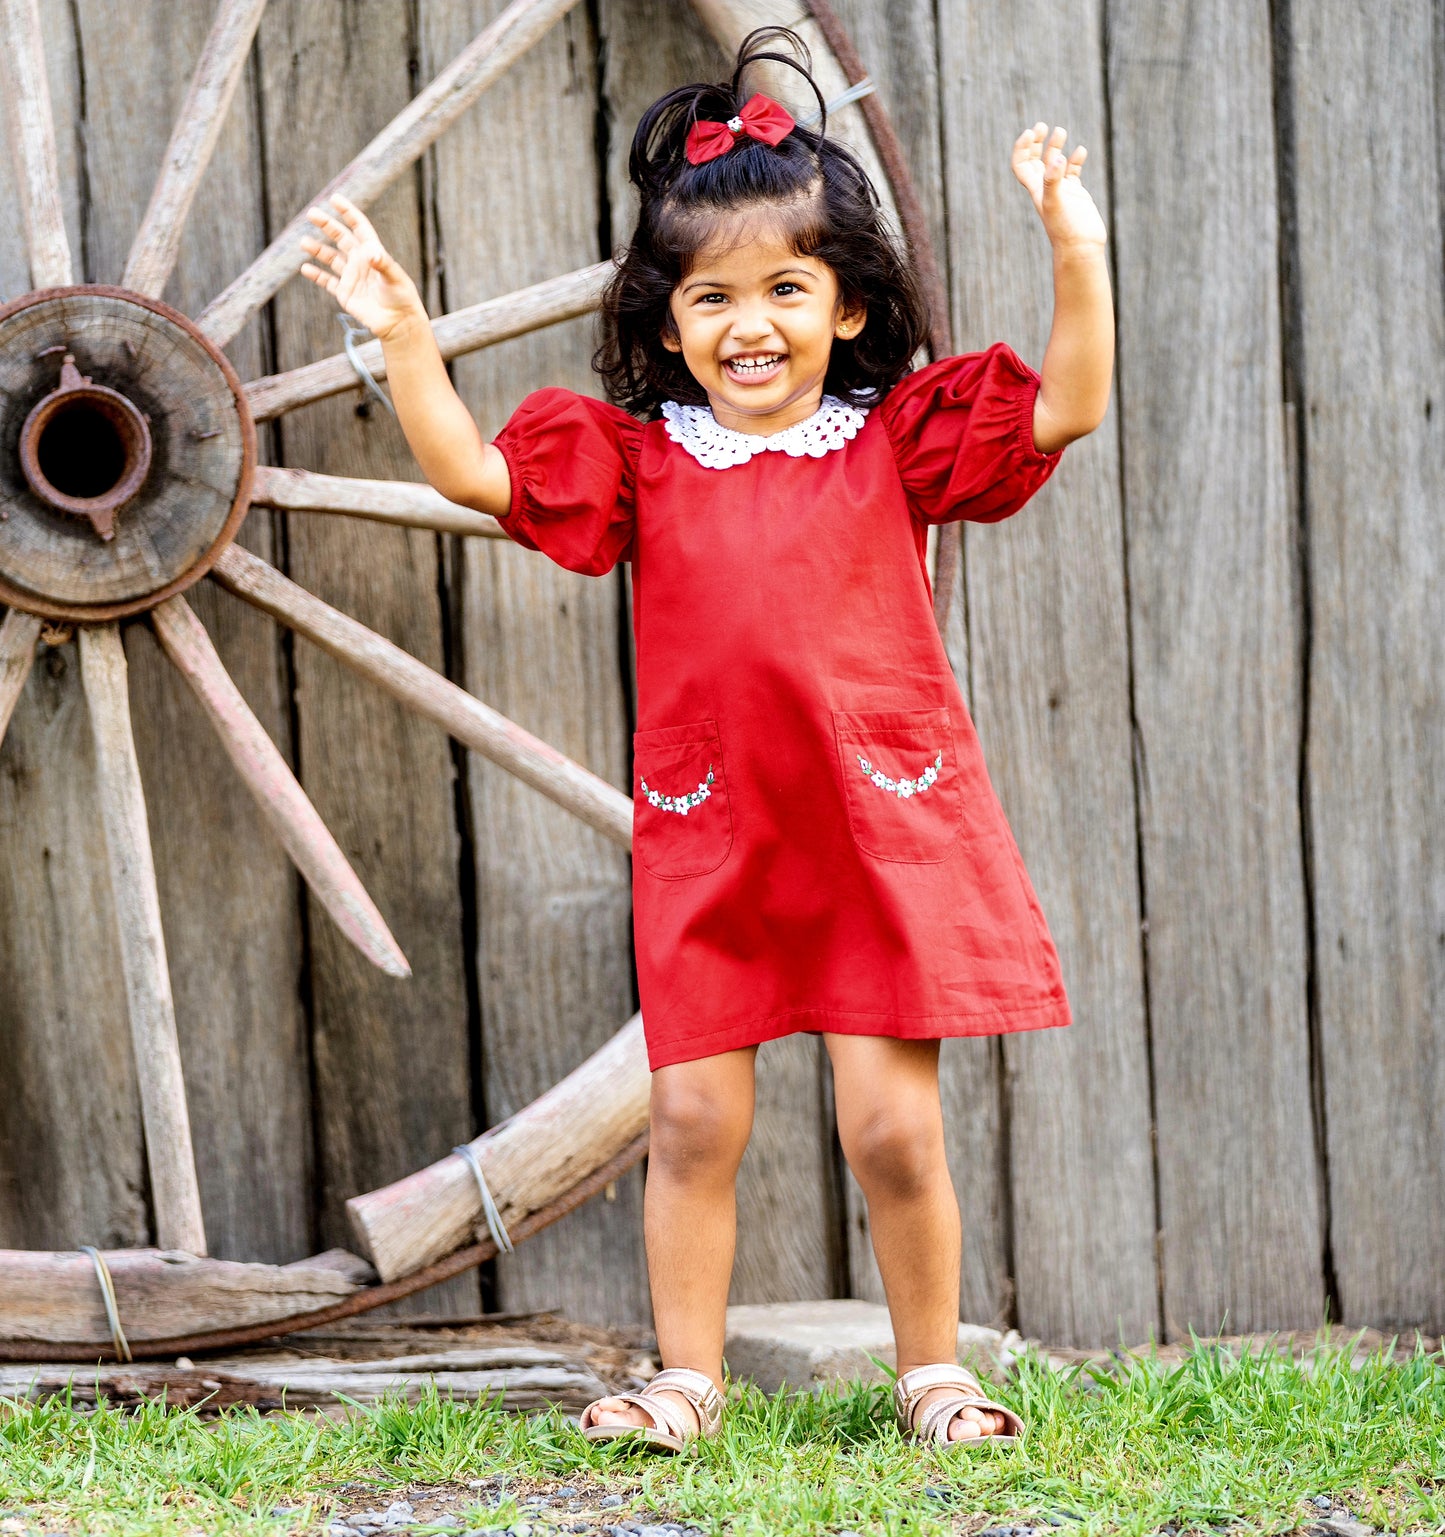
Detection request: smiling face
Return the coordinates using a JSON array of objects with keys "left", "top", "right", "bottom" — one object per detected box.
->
[{"left": 663, "top": 210, "right": 866, "bottom": 436}]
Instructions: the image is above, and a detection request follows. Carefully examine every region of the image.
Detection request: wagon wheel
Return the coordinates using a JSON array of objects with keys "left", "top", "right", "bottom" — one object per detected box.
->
[{"left": 0, "top": 0, "right": 952, "bottom": 1361}]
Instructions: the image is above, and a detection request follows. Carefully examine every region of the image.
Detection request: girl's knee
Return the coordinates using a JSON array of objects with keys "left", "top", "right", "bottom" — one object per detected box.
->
[
  {"left": 842, "top": 1111, "right": 946, "bottom": 1198},
  {"left": 649, "top": 1073, "right": 752, "bottom": 1178}
]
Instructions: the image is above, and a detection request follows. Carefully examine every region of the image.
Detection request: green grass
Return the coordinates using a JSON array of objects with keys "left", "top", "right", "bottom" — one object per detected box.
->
[{"left": 0, "top": 1336, "right": 1440, "bottom": 1536}]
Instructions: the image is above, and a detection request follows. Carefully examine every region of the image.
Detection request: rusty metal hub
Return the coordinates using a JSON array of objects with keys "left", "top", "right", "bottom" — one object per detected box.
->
[
  {"left": 19, "top": 352, "right": 154, "bottom": 540},
  {"left": 0, "top": 286, "right": 255, "bottom": 623}
]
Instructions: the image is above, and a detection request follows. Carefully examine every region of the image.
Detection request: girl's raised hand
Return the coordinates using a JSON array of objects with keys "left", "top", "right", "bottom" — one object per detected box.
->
[
  {"left": 1011, "top": 124, "right": 1107, "bottom": 251},
  {"left": 299, "top": 193, "right": 425, "bottom": 340}
]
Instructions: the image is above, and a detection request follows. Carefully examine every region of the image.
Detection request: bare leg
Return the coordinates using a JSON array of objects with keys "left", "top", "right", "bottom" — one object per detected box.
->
[
  {"left": 825, "top": 1034, "right": 1004, "bottom": 1441},
  {"left": 585, "top": 1045, "right": 756, "bottom": 1429}
]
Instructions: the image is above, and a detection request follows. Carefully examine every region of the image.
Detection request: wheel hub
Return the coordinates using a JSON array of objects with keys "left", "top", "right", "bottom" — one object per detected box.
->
[{"left": 0, "top": 286, "right": 255, "bottom": 622}]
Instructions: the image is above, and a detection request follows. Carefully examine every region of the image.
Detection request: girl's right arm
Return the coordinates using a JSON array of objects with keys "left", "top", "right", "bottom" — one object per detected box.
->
[{"left": 299, "top": 194, "right": 512, "bottom": 519}]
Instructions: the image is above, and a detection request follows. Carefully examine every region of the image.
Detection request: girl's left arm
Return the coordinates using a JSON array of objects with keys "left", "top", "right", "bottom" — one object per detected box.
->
[{"left": 1011, "top": 124, "right": 1114, "bottom": 454}]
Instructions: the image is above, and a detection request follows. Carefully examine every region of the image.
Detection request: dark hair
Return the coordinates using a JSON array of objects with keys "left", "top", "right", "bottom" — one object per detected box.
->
[{"left": 593, "top": 27, "right": 929, "bottom": 418}]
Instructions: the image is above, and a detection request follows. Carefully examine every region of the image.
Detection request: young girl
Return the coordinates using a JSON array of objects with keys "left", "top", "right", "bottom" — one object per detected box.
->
[{"left": 301, "top": 30, "right": 1111, "bottom": 1453}]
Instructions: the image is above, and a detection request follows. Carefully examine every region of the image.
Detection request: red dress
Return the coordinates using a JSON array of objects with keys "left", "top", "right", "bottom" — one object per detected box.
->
[{"left": 494, "top": 344, "right": 1072, "bottom": 1070}]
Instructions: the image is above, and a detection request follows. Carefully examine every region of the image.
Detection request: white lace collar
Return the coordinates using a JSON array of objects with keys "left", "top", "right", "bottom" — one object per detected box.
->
[{"left": 660, "top": 394, "right": 869, "bottom": 469}]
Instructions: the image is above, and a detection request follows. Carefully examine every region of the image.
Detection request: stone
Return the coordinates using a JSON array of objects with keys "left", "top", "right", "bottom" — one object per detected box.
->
[
  {"left": 383, "top": 1504, "right": 415, "bottom": 1527},
  {"left": 599, "top": 1496, "right": 625, "bottom": 1509},
  {"left": 554, "top": 1489, "right": 580, "bottom": 1500},
  {"left": 1313, "top": 1523, "right": 1374, "bottom": 1537},
  {"left": 722, "top": 1299, "right": 1016, "bottom": 1392}
]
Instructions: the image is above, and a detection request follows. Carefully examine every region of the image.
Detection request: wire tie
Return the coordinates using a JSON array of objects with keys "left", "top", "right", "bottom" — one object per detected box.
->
[
  {"left": 797, "top": 77, "right": 877, "bottom": 128},
  {"left": 452, "top": 1143, "right": 514, "bottom": 1254},
  {"left": 338, "top": 312, "right": 397, "bottom": 416},
  {"left": 79, "top": 1245, "right": 132, "bottom": 1363}
]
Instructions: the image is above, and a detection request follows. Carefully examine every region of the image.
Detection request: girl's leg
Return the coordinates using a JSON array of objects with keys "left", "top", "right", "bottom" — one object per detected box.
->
[
  {"left": 585, "top": 1044, "right": 757, "bottom": 1429},
  {"left": 824, "top": 1034, "right": 1005, "bottom": 1441}
]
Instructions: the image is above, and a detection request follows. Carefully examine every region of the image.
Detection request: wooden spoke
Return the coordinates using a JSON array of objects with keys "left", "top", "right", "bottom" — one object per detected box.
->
[
  {"left": 78, "top": 624, "right": 207, "bottom": 1257},
  {"left": 151, "top": 595, "right": 411, "bottom": 979},
  {"left": 0, "top": 609, "right": 42, "bottom": 749},
  {"left": 195, "top": 0, "right": 584, "bottom": 347},
  {"left": 250, "top": 467, "right": 503, "bottom": 538},
  {"left": 244, "top": 261, "right": 611, "bottom": 422},
  {"left": 0, "top": 0, "right": 73, "bottom": 286},
  {"left": 347, "top": 1014, "right": 648, "bottom": 1282},
  {"left": 121, "top": 0, "right": 269, "bottom": 298},
  {"left": 211, "top": 545, "right": 632, "bottom": 848}
]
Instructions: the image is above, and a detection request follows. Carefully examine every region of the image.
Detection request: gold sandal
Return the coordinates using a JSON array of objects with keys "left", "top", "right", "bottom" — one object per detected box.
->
[
  {"left": 893, "top": 1363, "right": 1024, "bottom": 1448},
  {"left": 579, "top": 1366, "right": 724, "bottom": 1453}
]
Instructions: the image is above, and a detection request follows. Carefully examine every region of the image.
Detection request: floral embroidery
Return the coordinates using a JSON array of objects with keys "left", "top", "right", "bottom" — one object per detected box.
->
[
  {"left": 661, "top": 395, "right": 869, "bottom": 469},
  {"left": 641, "top": 764, "right": 716, "bottom": 815},
  {"left": 856, "top": 749, "right": 943, "bottom": 799}
]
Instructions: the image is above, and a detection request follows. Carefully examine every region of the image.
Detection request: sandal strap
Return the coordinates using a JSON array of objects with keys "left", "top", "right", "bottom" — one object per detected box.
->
[
  {"left": 893, "top": 1363, "right": 1024, "bottom": 1442},
  {"left": 580, "top": 1389, "right": 687, "bottom": 1441},
  {"left": 645, "top": 1367, "right": 725, "bottom": 1436}
]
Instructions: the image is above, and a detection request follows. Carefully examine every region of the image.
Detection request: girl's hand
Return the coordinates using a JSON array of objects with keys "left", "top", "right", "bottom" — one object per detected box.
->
[
  {"left": 299, "top": 193, "right": 426, "bottom": 340},
  {"left": 1011, "top": 124, "right": 1107, "bottom": 251}
]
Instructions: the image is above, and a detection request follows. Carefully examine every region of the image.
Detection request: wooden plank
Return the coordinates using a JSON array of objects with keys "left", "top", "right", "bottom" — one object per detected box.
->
[
  {"left": 1108, "top": 0, "right": 1320, "bottom": 1333},
  {"left": 198, "top": 0, "right": 584, "bottom": 347},
  {"left": 71, "top": 0, "right": 312, "bottom": 1266},
  {"left": 597, "top": 0, "right": 839, "bottom": 1309},
  {"left": 1286, "top": 0, "right": 1445, "bottom": 1332},
  {"left": 935, "top": 0, "right": 1157, "bottom": 1348},
  {"left": 78, "top": 624, "right": 206, "bottom": 1256},
  {"left": 151, "top": 596, "right": 409, "bottom": 980},
  {"left": 0, "top": 0, "right": 72, "bottom": 284},
  {"left": 425, "top": 0, "right": 646, "bottom": 1326},
  {"left": 254, "top": 0, "right": 474, "bottom": 1312},
  {"left": 0, "top": 2, "right": 146, "bottom": 1260},
  {"left": 0, "top": 632, "right": 148, "bottom": 1253}
]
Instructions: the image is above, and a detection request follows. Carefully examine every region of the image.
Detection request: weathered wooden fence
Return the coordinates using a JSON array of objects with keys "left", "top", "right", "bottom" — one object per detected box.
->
[{"left": 0, "top": 0, "right": 1438, "bottom": 1347}]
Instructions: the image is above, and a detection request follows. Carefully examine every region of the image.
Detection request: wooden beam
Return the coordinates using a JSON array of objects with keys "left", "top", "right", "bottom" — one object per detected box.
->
[
  {"left": 0, "top": 609, "right": 42, "bottom": 748},
  {"left": 249, "top": 466, "right": 503, "bottom": 538},
  {"left": 0, "top": 0, "right": 73, "bottom": 286},
  {"left": 151, "top": 595, "right": 410, "bottom": 979},
  {"left": 195, "top": 0, "right": 585, "bottom": 346},
  {"left": 244, "top": 261, "right": 611, "bottom": 421},
  {"left": 210, "top": 545, "right": 633, "bottom": 849},
  {"left": 0, "top": 1248, "right": 370, "bottom": 1346},
  {"left": 78, "top": 624, "right": 207, "bottom": 1256},
  {"left": 347, "top": 1013, "right": 649, "bottom": 1282},
  {"left": 121, "top": 0, "right": 269, "bottom": 297},
  {"left": 0, "top": 1350, "right": 609, "bottom": 1412}
]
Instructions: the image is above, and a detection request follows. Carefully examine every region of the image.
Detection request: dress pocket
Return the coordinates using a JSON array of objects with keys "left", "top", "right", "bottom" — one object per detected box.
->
[
  {"left": 832, "top": 706, "right": 963, "bottom": 863},
  {"left": 632, "top": 718, "right": 734, "bottom": 879}
]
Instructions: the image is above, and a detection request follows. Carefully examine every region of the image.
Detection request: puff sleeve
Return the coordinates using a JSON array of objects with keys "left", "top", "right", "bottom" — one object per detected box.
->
[
  {"left": 492, "top": 387, "right": 642, "bottom": 575},
  {"left": 878, "top": 342, "right": 1063, "bottom": 525}
]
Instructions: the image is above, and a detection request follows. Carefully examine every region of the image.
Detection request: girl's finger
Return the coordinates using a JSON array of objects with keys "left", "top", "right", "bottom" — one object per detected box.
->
[
  {"left": 299, "top": 262, "right": 338, "bottom": 295},
  {"left": 1067, "top": 144, "right": 1087, "bottom": 177},
  {"left": 1048, "top": 124, "right": 1068, "bottom": 150},
  {"left": 329, "top": 192, "right": 377, "bottom": 241},
  {"left": 306, "top": 207, "right": 357, "bottom": 252}
]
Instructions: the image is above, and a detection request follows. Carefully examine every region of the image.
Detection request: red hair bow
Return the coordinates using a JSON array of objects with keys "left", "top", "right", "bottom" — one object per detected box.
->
[{"left": 685, "top": 93, "right": 796, "bottom": 165}]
